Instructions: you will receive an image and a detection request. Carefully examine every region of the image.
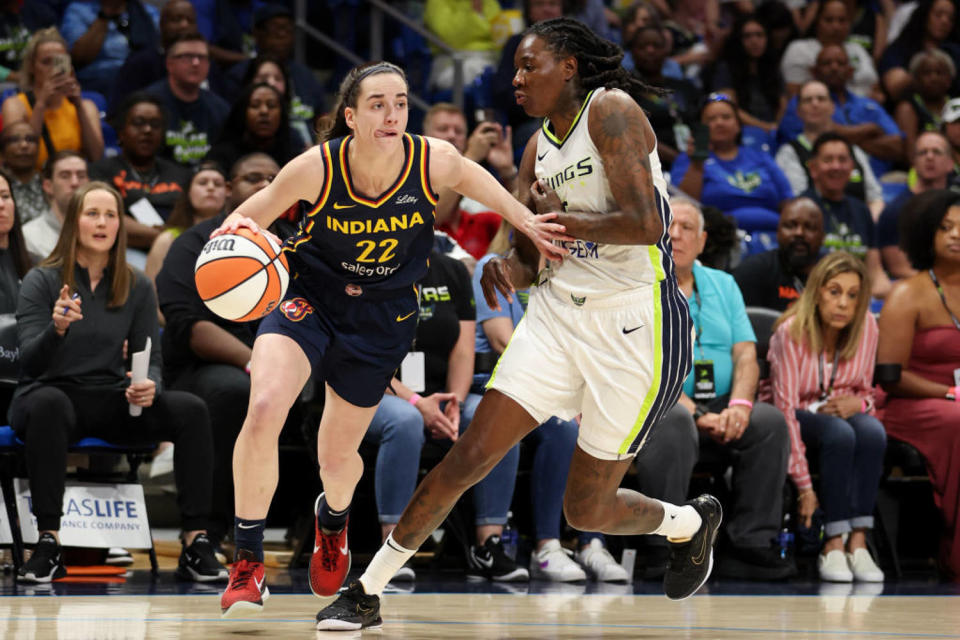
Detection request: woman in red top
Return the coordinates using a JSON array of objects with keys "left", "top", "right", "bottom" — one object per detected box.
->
[
  {"left": 879, "top": 189, "right": 960, "bottom": 581},
  {"left": 768, "top": 251, "right": 886, "bottom": 583}
]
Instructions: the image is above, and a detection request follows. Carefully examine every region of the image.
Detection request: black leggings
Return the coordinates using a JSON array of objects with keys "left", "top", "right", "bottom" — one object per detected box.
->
[{"left": 11, "top": 385, "right": 213, "bottom": 532}]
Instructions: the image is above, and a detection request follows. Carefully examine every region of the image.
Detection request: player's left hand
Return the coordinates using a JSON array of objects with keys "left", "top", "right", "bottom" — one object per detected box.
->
[
  {"left": 519, "top": 211, "right": 573, "bottom": 263},
  {"left": 480, "top": 255, "right": 516, "bottom": 310},
  {"left": 529, "top": 179, "right": 563, "bottom": 215},
  {"left": 126, "top": 373, "right": 156, "bottom": 408}
]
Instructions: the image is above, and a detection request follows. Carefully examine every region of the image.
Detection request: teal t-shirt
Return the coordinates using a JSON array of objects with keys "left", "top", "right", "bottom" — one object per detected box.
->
[{"left": 683, "top": 262, "right": 757, "bottom": 398}]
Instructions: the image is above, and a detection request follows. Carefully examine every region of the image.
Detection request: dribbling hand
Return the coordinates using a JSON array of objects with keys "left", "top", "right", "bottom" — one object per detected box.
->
[{"left": 210, "top": 212, "right": 282, "bottom": 247}]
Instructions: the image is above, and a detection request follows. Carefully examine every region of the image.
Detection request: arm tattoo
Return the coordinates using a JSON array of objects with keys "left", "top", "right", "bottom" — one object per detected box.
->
[{"left": 555, "top": 91, "right": 663, "bottom": 245}]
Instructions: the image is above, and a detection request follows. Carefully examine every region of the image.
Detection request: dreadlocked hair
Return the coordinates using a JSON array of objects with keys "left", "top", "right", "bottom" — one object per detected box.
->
[
  {"left": 526, "top": 17, "right": 658, "bottom": 103},
  {"left": 319, "top": 61, "right": 407, "bottom": 143}
]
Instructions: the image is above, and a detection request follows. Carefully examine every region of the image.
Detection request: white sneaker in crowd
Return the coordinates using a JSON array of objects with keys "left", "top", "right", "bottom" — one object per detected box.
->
[
  {"left": 530, "top": 539, "right": 586, "bottom": 582},
  {"left": 846, "top": 548, "right": 884, "bottom": 582},
  {"left": 818, "top": 549, "right": 853, "bottom": 582},
  {"left": 576, "top": 539, "right": 630, "bottom": 583}
]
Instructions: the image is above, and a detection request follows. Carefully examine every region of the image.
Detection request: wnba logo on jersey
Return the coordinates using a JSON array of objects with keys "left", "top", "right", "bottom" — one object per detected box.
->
[{"left": 280, "top": 298, "right": 314, "bottom": 322}]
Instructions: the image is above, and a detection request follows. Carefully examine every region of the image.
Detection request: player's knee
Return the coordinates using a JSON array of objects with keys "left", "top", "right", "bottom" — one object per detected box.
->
[
  {"left": 563, "top": 495, "right": 607, "bottom": 532},
  {"left": 317, "top": 449, "right": 363, "bottom": 481},
  {"left": 243, "top": 391, "right": 288, "bottom": 434}
]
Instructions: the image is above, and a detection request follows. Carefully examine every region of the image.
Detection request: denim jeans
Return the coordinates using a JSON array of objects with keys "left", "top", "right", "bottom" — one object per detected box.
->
[
  {"left": 527, "top": 416, "right": 603, "bottom": 546},
  {"left": 796, "top": 410, "right": 887, "bottom": 538},
  {"left": 363, "top": 392, "right": 519, "bottom": 525}
]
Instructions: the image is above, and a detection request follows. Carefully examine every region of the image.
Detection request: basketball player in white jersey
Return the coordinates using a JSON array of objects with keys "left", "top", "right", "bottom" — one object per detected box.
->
[{"left": 317, "top": 18, "right": 722, "bottom": 630}]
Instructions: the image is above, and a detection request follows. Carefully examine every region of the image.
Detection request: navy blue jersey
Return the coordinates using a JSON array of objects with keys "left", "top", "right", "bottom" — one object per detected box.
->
[{"left": 283, "top": 133, "right": 439, "bottom": 295}]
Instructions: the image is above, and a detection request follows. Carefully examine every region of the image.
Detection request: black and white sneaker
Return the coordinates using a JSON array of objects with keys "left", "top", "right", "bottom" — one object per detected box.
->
[
  {"left": 18, "top": 532, "right": 67, "bottom": 583},
  {"left": 105, "top": 547, "right": 134, "bottom": 566},
  {"left": 663, "top": 494, "right": 723, "bottom": 600},
  {"left": 467, "top": 535, "right": 529, "bottom": 582},
  {"left": 315, "top": 580, "right": 383, "bottom": 631},
  {"left": 176, "top": 533, "right": 229, "bottom": 582}
]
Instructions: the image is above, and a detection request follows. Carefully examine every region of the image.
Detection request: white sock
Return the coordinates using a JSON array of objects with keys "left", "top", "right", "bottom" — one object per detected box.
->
[
  {"left": 650, "top": 500, "right": 702, "bottom": 541},
  {"left": 358, "top": 532, "right": 416, "bottom": 597}
]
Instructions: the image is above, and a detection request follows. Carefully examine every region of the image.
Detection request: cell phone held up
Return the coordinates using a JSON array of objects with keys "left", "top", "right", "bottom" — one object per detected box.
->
[
  {"left": 691, "top": 123, "right": 710, "bottom": 161},
  {"left": 50, "top": 53, "right": 72, "bottom": 79}
]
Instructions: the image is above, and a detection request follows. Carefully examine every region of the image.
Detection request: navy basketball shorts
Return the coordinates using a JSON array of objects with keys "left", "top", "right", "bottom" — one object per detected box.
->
[{"left": 257, "top": 277, "right": 419, "bottom": 407}]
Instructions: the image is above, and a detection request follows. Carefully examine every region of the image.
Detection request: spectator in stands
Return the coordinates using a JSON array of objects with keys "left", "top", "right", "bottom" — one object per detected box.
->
[
  {"left": 205, "top": 82, "right": 297, "bottom": 173},
  {"left": 894, "top": 50, "right": 955, "bottom": 159},
  {"left": 768, "top": 251, "right": 885, "bottom": 583},
  {"left": 945, "top": 98, "right": 960, "bottom": 170},
  {"left": 776, "top": 80, "right": 884, "bottom": 216},
  {"left": 635, "top": 197, "right": 793, "bottom": 580},
  {"left": 12, "top": 181, "right": 226, "bottom": 584},
  {"left": 109, "top": 0, "right": 201, "bottom": 112},
  {"left": 734, "top": 197, "right": 826, "bottom": 311},
  {"left": 60, "top": 0, "right": 160, "bottom": 98},
  {"left": 0, "top": 168, "right": 33, "bottom": 312},
  {"left": 620, "top": 1, "right": 683, "bottom": 78},
  {"left": 2, "top": 28, "right": 105, "bottom": 170},
  {"left": 424, "top": 0, "right": 502, "bottom": 92},
  {"left": 155, "top": 153, "right": 276, "bottom": 546},
  {"left": 491, "top": 0, "right": 566, "bottom": 159},
  {"left": 224, "top": 5, "right": 324, "bottom": 148},
  {"left": 471, "top": 230, "right": 628, "bottom": 582},
  {"left": 778, "top": 44, "right": 905, "bottom": 176},
  {"left": 192, "top": 0, "right": 263, "bottom": 68},
  {"left": 2, "top": 122, "right": 46, "bottom": 224},
  {"left": 672, "top": 93, "right": 793, "bottom": 232},
  {"left": 844, "top": 0, "right": 892, "bottom": 63},
  {"left": 363, "top": 250, "right": 528, "bottom": 583},
  {"left": 879, "top": 188, "right": 960, "bottom": 581},
  {"left": 879, "top": 132, "right": 956, "bottom": 279},
  {"left": 781, "top": 0, "right": 880, "bottom": 98},
  {"left": 802, "top": 132, "right": 891, "bottom": 298},
  {"left": 706, "top": 14, "right": 785, "bottom": 133},
  {"left": 423, "top": 103, "right": 512, "bottom": 260},
  {"left": 879, "top": 0, "right": 960, "bottom": 101},
  {"left": 756, "top": 0, "right": 799, "bottom": 63},
  {"left": 630, "top": 25, "right": 702, "bottom": 168},
  {"left": 663, "top": 0, "right": 723, "bottom": 70},
  {"left": 23, "top": 151, "right": 88, "bottom": 264},
  {"left": 0, "top": 0, "right": 29, "bottom": 85},
  {"left": 91, "top": 92, "right": 190, "bottom": 251},
  {"left": 145, "top": 161, "right": 228, "bottom": 283},
  {"left": 234, "top": 54, "right": 306, "bottom": 148},
  {"left": 145, "top": 32, "right": 229, "bottom": 167}
]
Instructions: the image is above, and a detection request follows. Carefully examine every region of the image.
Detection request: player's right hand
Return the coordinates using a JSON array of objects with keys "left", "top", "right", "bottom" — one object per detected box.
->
[
  {"left": 210, "top": 212, "right": 261, "bottom": 238},
  {"left": 480, "top": 255, "right": 515, "bottom": 311}
]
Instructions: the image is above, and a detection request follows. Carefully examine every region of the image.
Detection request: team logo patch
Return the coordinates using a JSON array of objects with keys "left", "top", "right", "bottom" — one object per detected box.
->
[{"left": 280, "top": 298, "right": 314, "bottom": 322}]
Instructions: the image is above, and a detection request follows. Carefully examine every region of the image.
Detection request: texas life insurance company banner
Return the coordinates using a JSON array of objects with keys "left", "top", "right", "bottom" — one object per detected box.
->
[{"left": 1, "top": 479, "right": 152, "bottom": 548}]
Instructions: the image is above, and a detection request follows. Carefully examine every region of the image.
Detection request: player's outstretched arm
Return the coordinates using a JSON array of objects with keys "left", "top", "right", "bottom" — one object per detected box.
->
[
  {"left": 210, "top": 147, "right": 327, "bottom": 238},
  {"left": 555, "top": 89, "right": 664, "bottom": 245},
  {"left": 426, "top": 137, "right": 572, "bottom": 262}
]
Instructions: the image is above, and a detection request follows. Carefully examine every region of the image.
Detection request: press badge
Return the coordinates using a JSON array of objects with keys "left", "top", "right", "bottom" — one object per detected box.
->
[
  {"left": 693, "top": 360, "right": 717, "bottom": 401},
  {"left": 401, "top": 352, "right": 425, "bottom": 392}
]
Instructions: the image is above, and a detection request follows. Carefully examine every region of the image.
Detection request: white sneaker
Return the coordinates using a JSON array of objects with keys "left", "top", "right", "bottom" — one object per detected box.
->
[
  {"left": 846, "top": 548, "right": 884, "bottom": 582},
  {"left": 818, "top": 550, "right": 853, "bottom": 582},
  {"left": 530, "top": 540, "right": 586, "bottom": 582},
  {"left": 576, "top": 539, "right": 630, "bottom": 583}
]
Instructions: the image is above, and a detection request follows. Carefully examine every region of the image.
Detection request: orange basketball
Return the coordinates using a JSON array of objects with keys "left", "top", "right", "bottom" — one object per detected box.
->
[{"left": 194, "top": 227, "right": 290, "bottom": 322}]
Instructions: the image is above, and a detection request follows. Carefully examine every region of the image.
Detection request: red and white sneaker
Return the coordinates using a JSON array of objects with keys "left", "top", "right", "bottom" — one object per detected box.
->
[
  {"left": 220, "top": 550, "right": 269, "bottom": 618},
  {"left": 309, "top": 493, "right": 351, "bottom": 597}
]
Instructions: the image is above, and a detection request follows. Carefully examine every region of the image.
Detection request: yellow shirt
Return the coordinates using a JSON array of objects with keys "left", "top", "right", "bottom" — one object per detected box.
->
[{"left": 16, "top": 92, "right": 83, "bottom": 170}]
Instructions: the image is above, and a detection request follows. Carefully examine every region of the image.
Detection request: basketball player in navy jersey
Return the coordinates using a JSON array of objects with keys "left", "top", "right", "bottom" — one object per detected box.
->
[
  {"left": 215, "top": 61, "right": 570, "bottom": 618},
  {"left": 317, "top": 19, "right": 723, "bottom": 631}
]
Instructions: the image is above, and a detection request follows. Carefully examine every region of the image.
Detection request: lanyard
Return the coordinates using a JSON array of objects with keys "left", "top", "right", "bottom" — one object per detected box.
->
[
  {"left": 818, "top": 349, "right": 840, "bottom": 401},
  {"left": 692, "top": 274, "right": 705, "bottom": 360},
  {"left": 929, "top": 269, "right": 960, "bottom": 331}
]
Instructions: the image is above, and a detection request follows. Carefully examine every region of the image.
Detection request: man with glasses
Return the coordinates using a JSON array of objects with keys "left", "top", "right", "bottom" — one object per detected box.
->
[
  {"left": 878, "top": 131, "right": 958, "bottom": 278},
  {"left": 1, "top": 121, "right": 46, "bottom": 223},
  {"left": 146, "top": 31, "right": 229, "bottom": 167},
  {"left": 155, "top": 151, "right": 282, "bottom": 551}
]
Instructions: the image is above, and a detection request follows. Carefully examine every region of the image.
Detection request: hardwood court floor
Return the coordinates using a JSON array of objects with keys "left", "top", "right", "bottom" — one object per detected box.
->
[{"left": 3, "top": 588, "right": 960, "bottom": 639}]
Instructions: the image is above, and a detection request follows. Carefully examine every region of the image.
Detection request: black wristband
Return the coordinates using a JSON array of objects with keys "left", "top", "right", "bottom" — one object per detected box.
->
[{"left": 693, "top": 403, "right": 707, "bottom": 420}]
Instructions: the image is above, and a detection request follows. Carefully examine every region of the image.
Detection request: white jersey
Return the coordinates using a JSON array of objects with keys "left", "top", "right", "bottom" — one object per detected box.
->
[{"left": 535, "top": 88, "right": 673, "bottom": 299}]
